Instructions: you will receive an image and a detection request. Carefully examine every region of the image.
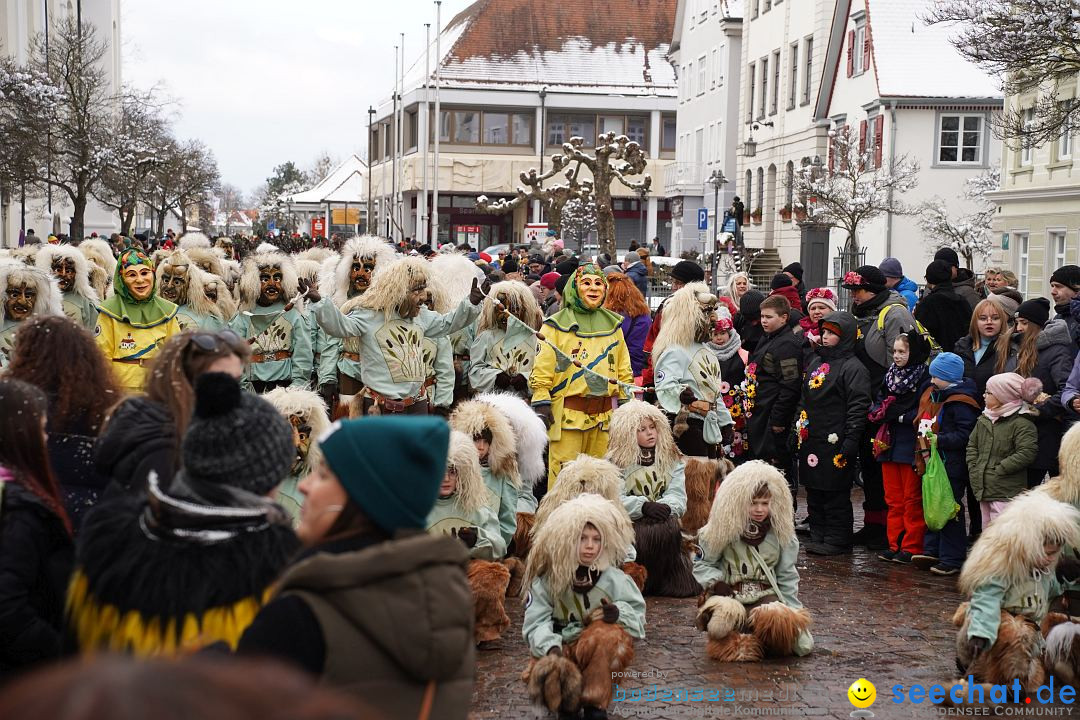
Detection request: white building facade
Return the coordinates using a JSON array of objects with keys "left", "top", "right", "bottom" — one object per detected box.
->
[
  {"left": 665, "top": 0, "right": 742, "bottom": 258},
  {"left": 0, "top": 0, "right": 122, "bottom": 247}
]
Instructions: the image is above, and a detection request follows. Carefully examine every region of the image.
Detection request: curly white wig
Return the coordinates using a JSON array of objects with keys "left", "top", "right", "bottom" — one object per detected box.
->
[
  {"left": 359, "top": 255, "right": 435, "bottom": 319},
  {"left": 238, "top": 252, "right": 300, "bottom": 311},
  {"left": 0, "top": 261, "right": 64, "bottom": 321},
  {"left": 652, "top": 282, "right": 716, "bottom": 363},
  {"left": 264, "top": 386, "right": 331, "bottom": 477},
  {"left": 534, "top": 454, "right": 625, "bottom": 530},
  {"left": 605, "top": 400, "right": 680, "bottom": 481},
  {"left": 445, "top": 430, "right": 492, "bottom": 517},
  {"left": 178, "top": 231, "right": 211, "bottom": 250},
  {"left": 78, "top": 239, "right": 116, "bottom": 299},
  {"left": 203, "top": 274, "right": 237, "bottom": 321},
  {"left": 449, "top": 399, "right": 519, "bottom": 484},
  {"left": 186, "top": 247, "right": 226, "bottom": 279},
  {"left": 1041, "top": 423, "right": 1080, "bottom": 509},
  {"left": 35, "top": 244, "right": 98, "bottom": 303},
  {"left": 320, "top": 236, "right": 399, "bottom": 308},
  {"left": 294, "top": 246, "right": 336, "bottom": 265},
  {"left": 697, "top": 460, "right": 794, "bottom": 554}
]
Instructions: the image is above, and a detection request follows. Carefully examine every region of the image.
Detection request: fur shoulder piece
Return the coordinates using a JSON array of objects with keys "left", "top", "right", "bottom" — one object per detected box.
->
[
  {"left": 477, "top": 280, "right": 543, "bottom": 333},
  {"left": 475, "top": 392, "right": 548, "bottom": 490},
  {"left": 606, "top": 400, "right": 679, "bottom": 476},
  {"left": 429, "top": 252, "right": 484, "bottom": 307},
  {"left": 178, "top": 232, "right": 211, "bottom": 250},
  {"left": 359, "top": 256, "right": 432, "bottom": 318},
  {"left": 960, "top": 491, "right": 1080, "bottom": 597},
  {"left": 35, "top": 244, "right": 98, "bottom": 303},
  {"left": 294, "top": 259, "right": 322, "bottom": 282},
  {"left": 263, "top": 387, "right": 330, "bottom": 476},
  {"left": 534, "top": 455, "right": 624, "bottom": 529},
  {"left": 449, "top": 399, "right": 519, "bottom": 484},
  {"left": 445, "top": 430, "right": 490, "bottom": 516},
  {"left": 698, "top": 460, "right": 794, "bottom": 552},
  {"left": 524, "top": 493, "right": 635, "bottom": 598},
  {"left": 239, "top": 252, "right": 299, "bottom": 311},
  {"left": 652, "top": 281, "right": 715, "bottom": 363},
  {"left": 0, "top": 261, "right": 64, "bottom": 320}
]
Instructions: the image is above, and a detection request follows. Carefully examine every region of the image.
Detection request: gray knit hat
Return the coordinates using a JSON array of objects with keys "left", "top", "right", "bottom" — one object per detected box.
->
[{"left": 181, "top": 373, "right": 295, "bottom": 495}]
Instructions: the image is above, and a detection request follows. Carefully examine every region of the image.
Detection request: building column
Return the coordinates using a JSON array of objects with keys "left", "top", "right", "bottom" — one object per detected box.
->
[
  {"left": 533, "top": 105, "right": 545, "bottom": 224},
  {"left": 649, "top": 110, "right": 661, "bottom": 158},
  {"left": 646, "top": 197, "right": 658, "bottom": 244}
]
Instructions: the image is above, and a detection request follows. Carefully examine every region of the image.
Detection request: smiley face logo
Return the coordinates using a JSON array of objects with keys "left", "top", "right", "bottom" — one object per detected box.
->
[{"left": 847, "top": 679, "right": 876, "bottom": 709}]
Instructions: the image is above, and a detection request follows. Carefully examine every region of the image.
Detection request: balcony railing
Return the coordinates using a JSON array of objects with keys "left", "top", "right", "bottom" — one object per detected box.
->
[{"left": 662, "top": 163, "right": 706, "bottom": 195}]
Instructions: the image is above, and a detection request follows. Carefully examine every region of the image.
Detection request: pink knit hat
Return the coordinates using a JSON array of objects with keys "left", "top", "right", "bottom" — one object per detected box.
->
[{"left": 805, "top": 287, "right": 838, "bottom": 313}]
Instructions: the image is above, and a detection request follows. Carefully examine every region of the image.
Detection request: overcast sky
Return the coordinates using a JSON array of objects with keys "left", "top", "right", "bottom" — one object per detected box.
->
[{"left": 121, "top": 0, "right": 472, "bottom": 199}]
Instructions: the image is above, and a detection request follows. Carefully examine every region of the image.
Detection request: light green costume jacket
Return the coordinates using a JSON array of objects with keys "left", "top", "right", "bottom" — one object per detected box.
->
[
  {"left": 425, "top": 495, "right": 505, "bottom": 560},
  {"left": 619, "top": 460, "right": 687, "bottom": 520},
  {"left": 229, "top": 303, "right": 313, "bottom": 387}
]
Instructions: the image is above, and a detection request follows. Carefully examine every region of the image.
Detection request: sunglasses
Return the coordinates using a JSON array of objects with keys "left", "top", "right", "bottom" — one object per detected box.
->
[{"left": 188, "top": 329, "right": 244, "bottom": 353}]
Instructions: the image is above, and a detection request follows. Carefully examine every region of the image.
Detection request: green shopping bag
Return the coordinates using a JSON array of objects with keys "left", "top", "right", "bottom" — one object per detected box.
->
[{"left": 921, "top": 433, "right": 960, "bottom": 531}]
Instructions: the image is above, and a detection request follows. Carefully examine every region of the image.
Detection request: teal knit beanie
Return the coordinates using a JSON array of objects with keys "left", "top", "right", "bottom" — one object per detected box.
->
[{"left": 318, "top": 416, "right": 449, "bottom": 534}]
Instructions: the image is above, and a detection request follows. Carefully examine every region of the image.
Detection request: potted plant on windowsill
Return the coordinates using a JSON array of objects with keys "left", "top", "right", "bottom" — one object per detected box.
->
[
  {"left": 779, "top": 203, "right": 792, "bottom": 222},
  {"left": 743, "top": 210, "right": 751, "bottom": 225},
  {"left": 751, "top": 207, "right": 763, "bottom": 224}
]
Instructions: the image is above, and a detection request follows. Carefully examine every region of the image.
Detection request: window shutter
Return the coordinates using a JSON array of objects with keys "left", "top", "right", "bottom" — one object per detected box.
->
[
  {"left": 874, "top": 115, "right": 884, "bottom": 168},
  {"left": 863, "top": 26, "right": 872, "bottom": 71},
  {"left": 859, "top": 120, "right": 867, "bottom": 154},
  {"left": 828, "top": 135, "right": 835, "bottom": 173},
  {"left": 846, "top": 30, "right": 855, "bottom": 78}
]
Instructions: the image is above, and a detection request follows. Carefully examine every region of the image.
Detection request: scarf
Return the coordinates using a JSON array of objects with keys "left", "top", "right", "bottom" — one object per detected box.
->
[
  {"left": 885, "top": 362, "right": 924, "bottom": 396},
  {"left": 639, "top": 446, "right": 655, "bottom": 467},
  {"left": 851, "top": 289, "right": 893, "bottom": 319},
  {"left": 572, "top": 565, "right": 602, "bottom": 595},
  {"left": 708, "top": 327, "right": 743, "bottom": 361},
  {"left": 98, "top": 248, "right": 178, "bottom": 328},
  {"left": 547, "top": 264, "right": 624, "bottom": 336},
  {"left": 983, "top": 402, "right": 1022, "bottom": 423},
  {"left": 741, "top": 515, "right": 772, "bottom": 548}
]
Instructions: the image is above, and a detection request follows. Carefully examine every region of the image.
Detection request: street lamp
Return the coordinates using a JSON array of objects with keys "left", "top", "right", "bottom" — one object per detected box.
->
[
  {"left": 707, "top": 169, "right": 728, "bottom": 293},
  {"left": 368, "top": 105, "right": 376, "bottom": 234}
]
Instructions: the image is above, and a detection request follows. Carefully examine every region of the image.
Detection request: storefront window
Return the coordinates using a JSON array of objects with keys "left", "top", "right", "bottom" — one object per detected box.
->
[{"left": 454, "top": 111, "right": 479, "bottom": 143}]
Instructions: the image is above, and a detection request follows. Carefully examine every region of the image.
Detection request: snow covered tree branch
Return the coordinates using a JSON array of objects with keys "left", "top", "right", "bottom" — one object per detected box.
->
[
  {"left": 918, "top": 167, "right": 1001, "bottom": 268},
  {"left": 792, "top": 125, "right": 919, "bottom": 251}
]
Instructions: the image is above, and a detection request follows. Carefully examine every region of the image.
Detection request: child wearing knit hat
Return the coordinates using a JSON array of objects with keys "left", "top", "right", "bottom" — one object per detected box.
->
[{"left": 966, "top": 373, "right": 1041, "bottom": 527}]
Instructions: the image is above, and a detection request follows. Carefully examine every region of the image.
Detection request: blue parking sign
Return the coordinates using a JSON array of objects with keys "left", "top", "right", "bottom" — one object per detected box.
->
[{"left": 697, "top": 208, "right": 708, "bottom": 230}]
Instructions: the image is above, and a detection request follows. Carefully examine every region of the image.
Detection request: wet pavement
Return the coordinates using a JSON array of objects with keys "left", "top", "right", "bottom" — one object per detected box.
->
[{"left": 467, "top": 489, "right": 1021, "bottom": 719}]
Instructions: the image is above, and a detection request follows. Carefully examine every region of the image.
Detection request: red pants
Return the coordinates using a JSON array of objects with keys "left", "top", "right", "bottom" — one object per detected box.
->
[{"left": 882, "top": 461, "right": 925, "bottom": 554}]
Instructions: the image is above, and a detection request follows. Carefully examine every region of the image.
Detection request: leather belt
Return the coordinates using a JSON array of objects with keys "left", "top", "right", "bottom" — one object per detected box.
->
[
  {"left": 364, "top": 378, "right": 434, "bottom": 413},
  {"left": 562, "top": 394, "right": 616, "bottom": 415},
  {"left": 112, "top": 357, "right": 150, "bottom": 367},
  {"left": 251, "top": 350, "right": 293, "bottom": 363},
  {"left": 342, "top": 351, "right": 361, "bottom": 362}
]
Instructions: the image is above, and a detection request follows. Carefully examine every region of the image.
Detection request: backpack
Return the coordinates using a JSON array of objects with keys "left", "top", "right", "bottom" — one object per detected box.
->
[{"left": 877, "top": 304, "right": 942, "bottom": 360}]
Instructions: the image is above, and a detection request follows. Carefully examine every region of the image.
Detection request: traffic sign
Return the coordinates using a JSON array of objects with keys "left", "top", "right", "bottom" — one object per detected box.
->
[{"left": 697, "top": 208, "right": 709, "bottom": 230}]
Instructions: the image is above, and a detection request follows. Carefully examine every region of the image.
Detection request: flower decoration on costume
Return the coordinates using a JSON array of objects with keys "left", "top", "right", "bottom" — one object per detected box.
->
[
  {"left": 807, "top": 454, "right": 818, "bottom": 468},
  {"left": 856, "top": 327, "right": 863, "bottom": 340},
  {"left": 719, "top": 381, "right": 730, "bottom": 395},
  {"left": 833, "top": 454, "right": 847, "bottom": 469},
  {"left": 730, "top": 404, "right": 742, "bottom": 418},
  {"left": 796, "top": 410, "right": 809, "bottom": 448},
  {"left": 843, "top": 271, "right": 863, "bottom": 286},
  {"left": 807, "top": 363, "right": 830, "bottom": 390},
  {"left": 827, "top": 433, "right": 839, "bottom": 444}
]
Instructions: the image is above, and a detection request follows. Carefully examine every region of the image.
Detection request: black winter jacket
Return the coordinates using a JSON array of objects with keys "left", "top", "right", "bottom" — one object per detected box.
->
[
  {"left": 94, "top": 397, "right": 177, "bottom": 494},
  {"left": 1015, "top": 319, "right": 1078, "bottom": 469},
  {"left": 746, "top": 325, "right": 803, "bottom": 462},
  {"left": 915, "top": 284, "right": 971, "bottom": 354},
  {"left": 954, "top": 335, "right": 1017, "bottom": 401}
]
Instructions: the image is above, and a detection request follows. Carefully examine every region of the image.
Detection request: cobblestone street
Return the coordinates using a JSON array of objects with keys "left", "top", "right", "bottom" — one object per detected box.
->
[{"left": 469, "top": 490, "right": 991, "bottom": 720}]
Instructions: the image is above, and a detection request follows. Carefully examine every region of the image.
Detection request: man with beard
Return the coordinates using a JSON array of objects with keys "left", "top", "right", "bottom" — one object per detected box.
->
[
  {"left": 653, "top": 282, "right": 735, "bottom": 459},
  {"left": 0, "top": 262, "right": 63, "bottom": 366},
  {"left": 531, "top": 264, "right": 634, "bottom": 487},
  {"left": 35, "top": 245, "right": 99, "bottom": 331},
  {"left": 299, "top": 256, "right": 486, "bottom": 416},
  {"left": 155, "top": 249, "right": 229, "bottom": 331},
  {"left": 230, "top": 252, "right": 314, "bottom": 393},
  {"left": 316, "top": 236, "right": 396, "bottom": 413}
]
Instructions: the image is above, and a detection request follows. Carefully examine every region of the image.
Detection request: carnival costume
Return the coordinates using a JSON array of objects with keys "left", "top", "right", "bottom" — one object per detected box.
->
[
  {"left": 531, "top": 264, "right": 633, "bottom": 488},
  {"left": 469, "top": 280, "right": 543, "bottom": 397},
  {"left": 154, "top": 249, "right": 228, "bottom": 331},
  {"left": 0, "top": 261, "right": 63, "bottom": 367},
  {"left": 263, "top": 386, "right": 332, "bottom": 523},
  {"left": 35, "top": 244, "right": 99, "bottom": 331},
  {"left": 78, "top": 239, "right": 115, "bottom": 299},
  {"left": 694, "top": 461, "right": 813, "bottom": 661}
]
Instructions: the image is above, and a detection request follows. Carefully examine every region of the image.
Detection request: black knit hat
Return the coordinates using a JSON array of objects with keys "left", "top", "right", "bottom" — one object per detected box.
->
[
  {"left": 782, "top": 262, "right": 804, "bottom": 282},
  {"left": 842, "top": 265, "right": 887, "bottom": 292},
  {"left": 934, "top": 247, "right": 961, "bottom": 268},
  {"left": 1016, "top": 297, "right": 1051, "bottom": 328},
  {"left": 925, "top": 260, "right": 953, "bottom": 285},
  {"left": 739, "top": 289, "right": 765, "bottom": 317},
  {"left": 770, "top": 272, "right": 793, "bottom": 290},
  {"left": 670, "top": 260, "right": 705, "bottom": 284},
  {"left": 554, "top": 273, "right": 571, "bottom": 295},
  {"left": 182, "top": 373, "right": 295, "bottom": 495},
  {"left": 501, "top": 255, "right": 519, "bottom": 274},
  {"left": 1050, "top": 265, "right": 1080, "bottom": 291},
  {"left": 554, "top": 258, "right": 580, "bottom": 276}
]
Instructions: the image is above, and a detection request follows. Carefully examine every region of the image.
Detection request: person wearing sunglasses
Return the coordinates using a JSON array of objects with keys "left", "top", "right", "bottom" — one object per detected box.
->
[{"left": 94, "top": 329, "right": 250, "bottom": 495}]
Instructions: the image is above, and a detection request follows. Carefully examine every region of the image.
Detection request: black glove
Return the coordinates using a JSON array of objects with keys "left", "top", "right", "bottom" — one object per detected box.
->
[
  {"left": 296, "top": 277, "right": 321, "bottom": 303},
  {"left": 455, "top": 526, "right": 478, "bottom": 549},
  {"left": 510, "top": 373, "right": 529, "bottom": 392},
  {"left": 535, "top": 404, "right": 554, "bottom": 429},
  {"left": 641, "top": 501, "right": 671, "bottom": 521},
  {"left": 318, "top": 382, "right": 338, "bottom": 410},
  {"left": 469, "top": 277, "right": 491, "bottom": 305},
  {"left": 721, "top": 424, "right": 734, "bottom": 446},
  {"left": 431, "top": 405, "right": 451, "bottom": 418},
  {"left": 1058, "top": 556, "right": 1080, "bottom": 584},
  {"left": 679, "top": 387, "right": 696, "bottom": 406},
  {"left": 601, "top": 599, "right": 620, "bottom": 624},
  {"left": 494, "top": 372, "right": 513, "bottom": 389},
  {"left": 708, "top": 580, "right": 734, "bottom": 597},
  {"left": 547, "top": 645, "right": 563, "bottom": 657},
  {"left": 965, "top": 636, "right": 989, "bottom": 662}
]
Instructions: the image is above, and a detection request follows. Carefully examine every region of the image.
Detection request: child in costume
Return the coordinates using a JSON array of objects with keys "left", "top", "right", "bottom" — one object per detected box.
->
[
  {"left": 522, "top": 493, "right": 646, "bottom": 720},
  {"left": 531, "top": 264, "right": 633, "bottom": 488},
  {"left": 966, "top": 373, "right": 1040, "bottom": 527},
  {"left": 869, "top": 331, "right": 931, "bottom": 563},
  {"left": 428, "top": 431, "right": 511, "bottom": 644},
  {"left": 606, "top": 400, "right": 699, "bottom": 597},
  {"left": 694, "top": 460, "right": 813, "bottom": 662},
  {"left": 798, "top": 311, "right": 871, "bottom": 555},
  {"left": 263, "top": 386, "right": 332, "bottom": 523},
  {"left": 952, "top": 491, "right": 1080, "bottom": 694}
]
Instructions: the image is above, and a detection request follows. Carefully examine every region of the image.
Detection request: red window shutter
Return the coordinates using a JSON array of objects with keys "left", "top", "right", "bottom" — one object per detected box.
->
[
  {"left": 859, "top": 120, "right": 868, "bottom": 170},
  {"left": 863, "top": 27, "right": 872, "bottom": 71},
  {"left": 846, "top": 30, "right": 855, "bottom": 78},
  {"left": 828, "top": 135, "right": 835, "bottom": 173},
  {"left": 874, "top": 115, "right": 885, "bottom": 168}
]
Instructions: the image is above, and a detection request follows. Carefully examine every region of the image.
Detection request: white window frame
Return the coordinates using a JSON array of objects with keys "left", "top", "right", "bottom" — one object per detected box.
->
[
  {"left": 1018, "top": 232, "right": 1030, "bottom": 295},
  {"left": 1021, "top": 108, "right": 1035, "bottom": 166},
  {"left": 759, "top": 56, "right": 768, "bottom": 119},
  {"left": 788, "top": 41, "right": 799, "bottom": 110},
  {"left": 866, "top": 113, "right": 878, "bottom": 169},
  {"left": 711, "top": 48, "right": 719, "bottom": 89},
  {"left": 1058, "top": 105, "right": 1073, "bottom": 160},
  {"left": 936, "top": 113, "right": 986, "bottom": 166},
  {"left": 697, "top": 55, "right": 707, "bottom": 96},
  {"left": 802, "top": 37, "right": 814, "bottom": 105},
  {"left": 853, "top": 23, "right": 866, "bottom": 76},
  {"left": 771, "top": 49, "right": 781, "bottom": 115},
  {"left": 748, "top": 62, "right": 756, "bottom": 123},
  {"left": 1051, "top": 229, "right": 1068, "bottom": 270}
]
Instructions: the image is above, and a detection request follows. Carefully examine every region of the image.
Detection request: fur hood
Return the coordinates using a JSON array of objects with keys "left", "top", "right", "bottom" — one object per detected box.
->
[
  {"left": 449, "top": 400, "right": 519, "bottom": 484},
  {"left": 294, "top": 258, "right": 322, "bottom": 282},
  {"left": 203, "top": 274, "right": 237, "bottom": 321},
  {"left": 652, "top": 281, "right": 716, "bottom": 362},
  {"left": 698, "top": 460, "right": 794, "bottom": 552},
  {"left": 78, "top": 239, "right": 116, "bottom": 299},
  {"left": 0, "top": 261, "right": 64, "bottom": 321},
  {"left": 606, "top": 400, "right": 680, "bottom": 480},
  {"left": 476, "top": 280, "right": 543, "bottom": 334},
  {"left": 359, "top": 256, "right": 435, "bottom": 318},
  {"left": 475, "top": 392, "right": 548, "bottom": 491},
  {"left": 239, "top": 252, "right": 299, "bottom": 311},
  {"left": 34, "top": 244, "right": 99, "bottom": 303},
  {"left": 155, "top": 249, "right": 221, "bottom": 320},
  {"left": 178, "top": 232, "right": 211, "bottom": 250},
  {"left": 256, "top": 242, "right": 281, "bottom": 254},
  {"left": 186, "top": 247, "right": 226, "bottom": 280},
  {"left": 534, "top": 454, "right": 624, "bottom": 529},
  {"left": 959, "top": 491, "right": 1080, "bottom": 597},
  {"left": 1042, "top": 423, "right": 1080, "bottom": 508},
  {"left": 263, "top": 386, "right": 331, "bottom": 477},
  {"left": 429, "top": 252, "right": 485, "bottom": 307},
  {"left": 444, "top": 430, "right": 491, "bottom": 517},
  {"left": 320, "top": 236, "right": 398, "bottom": 307},
  {"left": 524, "top": 493, "right": 635, "bottom": 598}
]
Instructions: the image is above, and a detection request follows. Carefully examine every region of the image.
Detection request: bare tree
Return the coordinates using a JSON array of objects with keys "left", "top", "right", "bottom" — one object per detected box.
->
[
  {"left": 561, "top": 197, "right": 597, "bottom": 252},
  {"left": 918, "top": 167, "right": 1001, "bottom": 268},
  {"left": 94, "top": 95, "right": 170, "bottom": 235},
  {"left": 305, "top": 151, "right": 338, "bottom": 186},
  {"left": 793, "top": 126, "right": 920, "bottom": 251},
  {"left": 143, "top": 138, "right": 219, "bottom": 237},
  {"left": 923, "top": 0, "right": 1075, "bottom": 149}
]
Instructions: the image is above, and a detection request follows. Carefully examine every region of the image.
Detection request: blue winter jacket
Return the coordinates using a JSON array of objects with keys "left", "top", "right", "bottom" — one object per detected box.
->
[
  {"left": 624, "top": 262, "right": 649, "bottom": 298},
  {"left": 895, "top": 277, "right": 919, "bottom": 312},
  {"left": 927, "top": 378, "right": 981, "bottom": 482}
]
